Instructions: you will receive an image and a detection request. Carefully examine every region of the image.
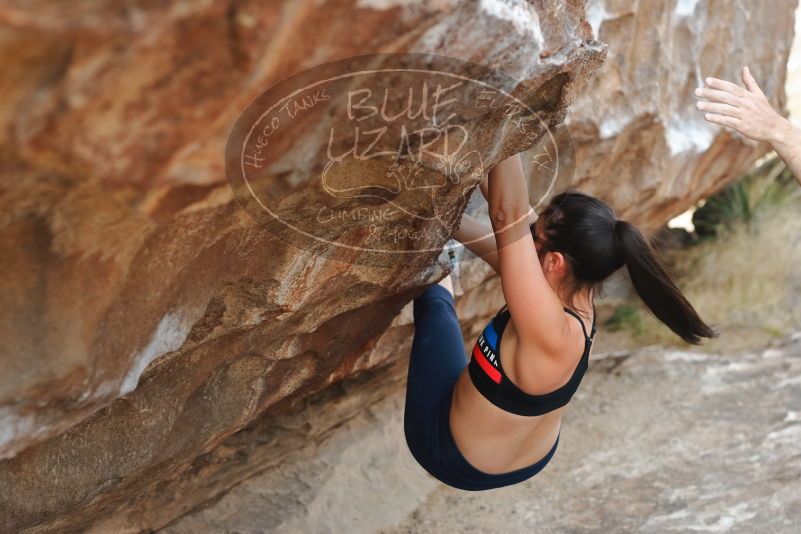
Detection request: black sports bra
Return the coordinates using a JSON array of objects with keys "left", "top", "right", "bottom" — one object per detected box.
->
[{"left": 467, "top": 302, "right": 596, "bottom": 416}]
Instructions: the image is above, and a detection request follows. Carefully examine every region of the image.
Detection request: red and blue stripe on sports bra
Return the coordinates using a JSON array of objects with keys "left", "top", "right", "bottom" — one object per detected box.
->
[{"left": 468, "top": 303, "right": 596, "bottom": 416}]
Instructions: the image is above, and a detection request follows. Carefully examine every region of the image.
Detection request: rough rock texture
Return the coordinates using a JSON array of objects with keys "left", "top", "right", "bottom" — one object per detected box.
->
[
  {"left": 0, "top": 0, "right": 797, "bottom": 532},
  {"left": 566, "top": 0, "right": 799, "bottom": 229},
  {"left": 0, "top": 0, "right": 604, "bottom": 532},
  {"left": 164, "top": 333, "right": 801, "bottom": 533}
]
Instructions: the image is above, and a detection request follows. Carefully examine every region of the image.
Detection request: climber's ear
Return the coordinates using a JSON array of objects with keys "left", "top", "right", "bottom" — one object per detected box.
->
[{"left": 543, "top": 250, "right": 568, "bottom": 275}]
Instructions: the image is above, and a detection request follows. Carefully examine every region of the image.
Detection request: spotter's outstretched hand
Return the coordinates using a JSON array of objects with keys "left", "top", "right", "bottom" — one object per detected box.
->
[
  {"left": 694, "top": 66, "right": 787, "bottom": 143},
  {"left": 695, "top": 66, "right": 801, "bottom": 185}
]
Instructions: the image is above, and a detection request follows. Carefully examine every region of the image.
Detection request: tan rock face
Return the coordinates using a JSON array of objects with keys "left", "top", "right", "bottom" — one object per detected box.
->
[
  {"left": 566, "top": 0, "right": 798, "bottom": 229},
  {"left": 0, "top": 0, "right": 607, "bottom": 531},
  {"left": 0, "top": 0, "right": 795, "bottom": 531}
]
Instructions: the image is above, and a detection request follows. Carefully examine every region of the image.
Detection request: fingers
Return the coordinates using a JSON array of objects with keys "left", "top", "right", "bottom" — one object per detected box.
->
[
  {"left": 694, "top": 86, "right": 743, "bottom": 107},
  {"left": 695, "top": 100, "right": 740, "bottom": 117},
  {"left": 702, "top": 112, "right": 742, "bottom": 130},
  {"left": 741, "top": 66, "right": 765, "bottom": 96},
  {"left": 703, "top": 76, "right": 750, "bottom": 98}
]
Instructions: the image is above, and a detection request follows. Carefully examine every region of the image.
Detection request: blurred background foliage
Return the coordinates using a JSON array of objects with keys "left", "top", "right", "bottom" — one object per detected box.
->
[
  {"left": 597, "top": 156, "right": 801, "bottom": 353},
  {"left": 692, "top": 156, "right": 799, "bottom": 239}
]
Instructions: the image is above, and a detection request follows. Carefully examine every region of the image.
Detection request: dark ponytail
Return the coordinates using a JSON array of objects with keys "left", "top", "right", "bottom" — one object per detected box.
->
[
  {"left": 614, "top": 220, "right": 717, "bottom": 344},
  {"left": 537, "top": 191, "right": 716, "bottom": 345}
]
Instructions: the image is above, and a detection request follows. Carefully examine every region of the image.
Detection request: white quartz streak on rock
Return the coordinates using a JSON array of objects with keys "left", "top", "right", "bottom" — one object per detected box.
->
[
  {"left": 121, "top": 312, "right": 193, "bottom": 395},
  {"left": 479, "top": 0, "right": 543, "bottom": 44},
  {"left": 675, "top": 0, "right": 701, "bottom": 17},
  {"left": 599, "top": 112, "right": 632, "bottom": 138},
  {"left": 0, "top": 409, "right": 35, "bottom": 459},
  {"left": 665, "top": 116, "right": 716, "bottom": 156},
  {"left": 0, "top": 407, "right": 53, "bottom": 460},
  {"left": 585, "top": 0, "right": 610, "bottom": 38}
]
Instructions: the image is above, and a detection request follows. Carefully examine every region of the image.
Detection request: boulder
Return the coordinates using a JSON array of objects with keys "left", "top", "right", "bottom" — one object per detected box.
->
[
  {"left": 0, "top": 0, "right": 604, "bottom": 531},
  {"left": 0, "top": 0, "right": 796, "bottom": 531},
  {"left": 566, "top": 0, "right": 798, "bottom": 228}
]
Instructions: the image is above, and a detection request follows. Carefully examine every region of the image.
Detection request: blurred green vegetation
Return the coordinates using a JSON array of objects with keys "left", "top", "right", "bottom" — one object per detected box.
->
[
  {"left": 598, "top": 155, "right": 801, "bottom": 354},
  {"left": 604, "top": 304, "right": 644, "bottom": 337},
  {"left": 692, "top": 156, "right": 797, "bottom": 241},
  {"left": 656, "top": 155, "right": 800, "bottom": 350}
]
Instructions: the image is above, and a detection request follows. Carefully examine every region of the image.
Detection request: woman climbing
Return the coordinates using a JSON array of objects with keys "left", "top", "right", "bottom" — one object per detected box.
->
[{"left": 403, "top": 152, "right": 717, "bottom": 491}]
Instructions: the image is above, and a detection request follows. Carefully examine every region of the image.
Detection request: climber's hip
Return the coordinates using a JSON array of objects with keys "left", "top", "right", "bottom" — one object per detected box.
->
[{"left": 403, "top": 284, "right": 556, "bottom": 491}]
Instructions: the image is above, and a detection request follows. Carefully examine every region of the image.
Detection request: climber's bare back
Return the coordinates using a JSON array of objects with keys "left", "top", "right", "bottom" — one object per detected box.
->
[{"left": 449, "top": 312, "right": 588, "bottom": 474}]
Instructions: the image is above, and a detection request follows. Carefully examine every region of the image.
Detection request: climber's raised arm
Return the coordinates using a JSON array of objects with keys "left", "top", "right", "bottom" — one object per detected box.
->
[
  {"left": 695, "top": 66, "right": 801, "bottom": 184},
  {"left": 452, "top": 214, "right": 500, "bottom": 274},
  {"left": 452, "top": 173, "right": 536, "bottom": 275},
  {"left": 487, "top": 153, "right": 567, "bottom": 352}
]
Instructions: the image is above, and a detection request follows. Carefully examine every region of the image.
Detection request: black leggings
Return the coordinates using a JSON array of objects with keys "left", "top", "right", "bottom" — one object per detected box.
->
[{"left": 403, "top": 283, "right": 559, "bottom": 491}]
